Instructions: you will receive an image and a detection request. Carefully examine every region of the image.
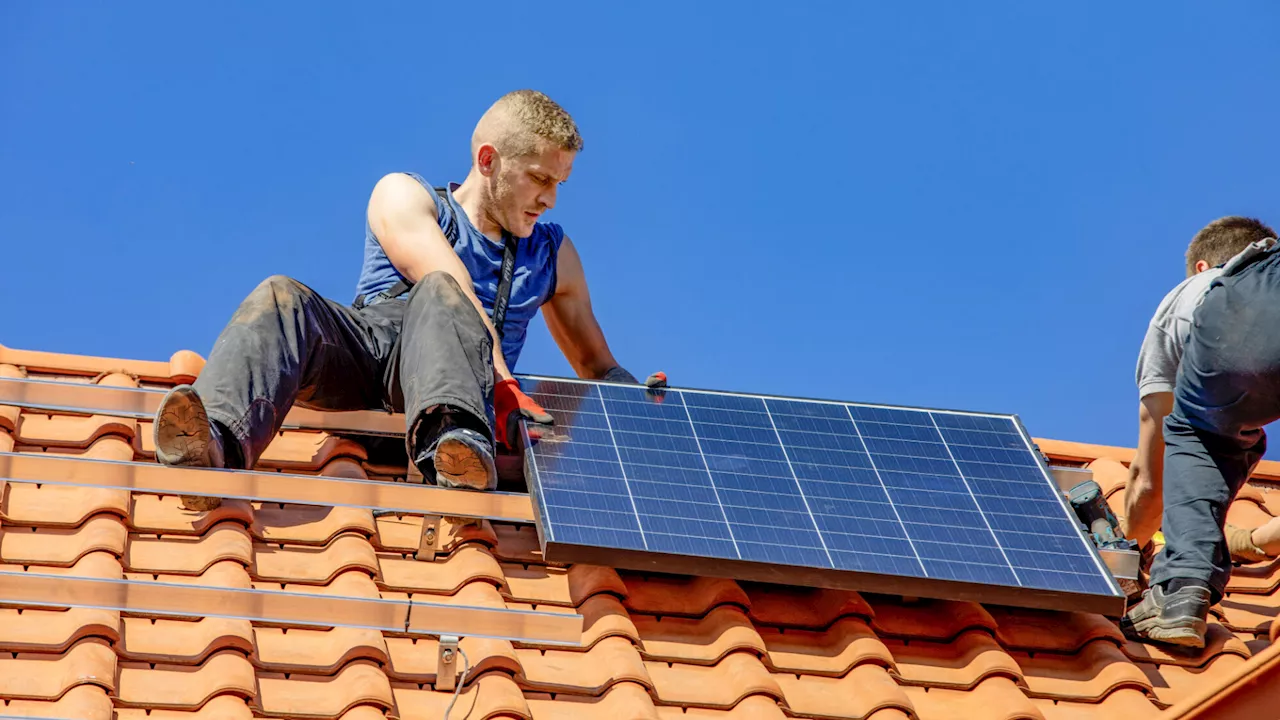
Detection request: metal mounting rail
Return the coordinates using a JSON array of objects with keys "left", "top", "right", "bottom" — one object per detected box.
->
[
  {"left": 0, "top": 376, "right": 405, "bottom": 436},
  {"left": 0, "top": 452, "right": 536, "bottom": 523},
  {"left": 0, "top": 570, "right": 582, "bottom": 645}
]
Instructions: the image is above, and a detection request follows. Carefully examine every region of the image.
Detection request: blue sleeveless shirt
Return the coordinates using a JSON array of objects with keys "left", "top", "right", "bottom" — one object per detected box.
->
[{"left": 354, "top": 173, "right": 564, "bottom": 370}]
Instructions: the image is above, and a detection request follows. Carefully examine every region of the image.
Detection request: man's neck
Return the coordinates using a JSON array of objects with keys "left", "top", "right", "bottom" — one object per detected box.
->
[{"left": 451, "top": 171, "right": 505, "bottom": 242}]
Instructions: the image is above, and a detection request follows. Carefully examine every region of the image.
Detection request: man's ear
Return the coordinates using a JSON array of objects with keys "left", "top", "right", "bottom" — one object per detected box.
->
[
  {"left": 476, "top": 144, "right": 498, "bottom": 177},
  {"left": 1194, "top": 259, "right": 1211, "bottom": 274}
]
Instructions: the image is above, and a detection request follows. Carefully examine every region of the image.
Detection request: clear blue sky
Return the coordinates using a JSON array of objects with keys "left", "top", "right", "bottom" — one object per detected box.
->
[{"left": 2, "top": 3, "right": 1278, "bottom": 453}]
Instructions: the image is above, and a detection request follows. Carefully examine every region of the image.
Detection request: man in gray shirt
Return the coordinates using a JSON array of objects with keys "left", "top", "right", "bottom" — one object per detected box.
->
[
  {"left": 1128, "top": 219, "right": 1277, "bottom": 553},
  {"left": 1123, "top": 217, "right": 1279, "bottom": 648}
]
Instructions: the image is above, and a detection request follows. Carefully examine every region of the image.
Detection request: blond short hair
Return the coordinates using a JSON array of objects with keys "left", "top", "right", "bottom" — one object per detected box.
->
[{"left": 474, "top": 90, "right": 583, "bottom": 159}]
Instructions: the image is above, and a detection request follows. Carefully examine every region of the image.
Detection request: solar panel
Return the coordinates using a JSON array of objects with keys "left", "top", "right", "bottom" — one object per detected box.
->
[{"left": 517, "top": 376, "right": 1125, "bottom": 616}]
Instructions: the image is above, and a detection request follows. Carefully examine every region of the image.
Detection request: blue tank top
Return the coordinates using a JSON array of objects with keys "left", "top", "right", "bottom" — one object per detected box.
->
[{"left": 354, "top": 173, "right": 564, "bottom": 370}]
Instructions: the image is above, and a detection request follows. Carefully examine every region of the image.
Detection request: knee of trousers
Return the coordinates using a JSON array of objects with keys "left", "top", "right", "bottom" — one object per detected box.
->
[
  {"left": 407, "top": 272, "right": 487, "bottom": 326},
  {"left": 231, "top": 274, "right": 314, "bottom": 324}
]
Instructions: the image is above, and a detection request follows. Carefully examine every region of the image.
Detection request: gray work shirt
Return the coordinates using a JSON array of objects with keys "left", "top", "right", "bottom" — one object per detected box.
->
[{"left": 1136, "top": 241, "right": 1275, "bottom": 398}]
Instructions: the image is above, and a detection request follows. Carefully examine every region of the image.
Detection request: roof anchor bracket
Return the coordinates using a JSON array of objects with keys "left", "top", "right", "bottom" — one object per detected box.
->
[
  {"left": 416, "top": 514, "right": 443, "bottom": 561},
  {"left": 437, "top": 634, "right": 460, "bottom": 692}
]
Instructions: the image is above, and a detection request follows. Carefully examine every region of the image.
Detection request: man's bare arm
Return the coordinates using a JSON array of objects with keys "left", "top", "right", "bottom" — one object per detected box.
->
[
  {"left": 367, "top": 173, "right": 514, "bottom": 380},
  {"left": 542, "top": 237, "right": 624, "bottom": 379},
  {"left": 1124, "top": 391, "right": 1174, "bottom": 547}
]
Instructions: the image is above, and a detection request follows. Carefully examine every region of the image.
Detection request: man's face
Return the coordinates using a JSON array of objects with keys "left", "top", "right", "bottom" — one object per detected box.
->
[{"left": 490, "top": 144, "right": 575, "bottom": 238}]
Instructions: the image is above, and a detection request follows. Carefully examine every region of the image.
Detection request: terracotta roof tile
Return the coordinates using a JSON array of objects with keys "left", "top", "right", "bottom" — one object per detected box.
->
[
  {"left": 742, "top": 583, "right": 872, "bottom": 628},
  {"left": 634, "top": 605, "right": 765, "bottom": 664},
  {"left": 886, "top": 629, "right": 1021, "bottom": 690},
  {"left": 257, "top": 659, "right": 394, "bottom": 717},
  {"left": 655, "top": 694, "right": 786, "bottom": 720},
  {"left": 16, "top": 412, "right": 137, "bottom": 448},
  {"left": 379, "top": 543, "right": 505, "bottom": 594},
  {"left": 519, "top": 636, "right": 650, "bottom": 694},
  {"left": 579, "top": 593, "right": 641, "bottom": 647},
  {"left": 502, "top": 563, "right": 626, "bottom": 606},
  {"left": 116, "top": 650, "right": 256, "bottom": 709},
  {"left": 534, "top": 681, "right": 660, "bottom": 720},
  {"left": 252, "top": 533, "right": 379, "bottom": 585},
  {"left": 0, "top": 684, "right": 116, "bottom": 720},
  {"left": 129, "top": 494, "right": 256, "bottom": 535},
  {"left": 868, "top": 597, "right": 998, "bottom": 641},
  {"left": 256, "top": 432, "right": 368, "bottom": 472},
  {"left": 646, "top": 651, "right": 781, "bottom": 708},
  {"left": 759, "top": 615, "right": 893, "bottom": 675},
  {"left": 902, "top": 676, "right": 1043, "bottom": 720},
  {"left": 127, "top": 557, "right": 253, "bottom": 589},
  {"left": 253, "top": 503, "right": 376, "bottom": 545},
  {"left": 115, "top": 695, "right": 256, "bottom": 719},
  {"left": 120, "top": 617, "right": 255, "bottom": 663},
  {"left": 1214, "top": 595, "right": 1278, "bottom": 634},
  {"left": 0, "top": 513, "right": 127, "bottom": 566},
  {"left": 1013, "top": 638, "right": 1152, "bottom": 701},
  {"left": 491, "top": 522, "right": 543, "bottom": 562},
  {"left": 391, "top": 673, "right": 531, "bottom": 719},
  {"left": 2, "top": 548, "right": 124, "bottom": 579},
  {"left": 1032, "top": 688, "right": 1162, "bottom": 720},
  {"left": 126, "top": 522, "right": 254, "bottom": 574},
  {"left": 1139, "top": 653, "right": 1251, "bottom": 707},
  {"left": 775, "top": 663, "right": 911, "bottom": 719},
  {"left": 989, "top": 608, "right": 1125, "bottom": 653},
  {"left": 0, "top": 606, "right": 120, "bottom": 652},
  {"left": 0, "top": 638, "right": 117, "bottom": 700},
  {"left": 254, "top": 626, "right": 388, "bottom": 674},
  {"left": 622, "top": 575, "right": 747, "bottom": 617}
]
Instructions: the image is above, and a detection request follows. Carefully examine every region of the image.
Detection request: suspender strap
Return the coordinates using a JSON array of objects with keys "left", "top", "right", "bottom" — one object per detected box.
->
[
  {"left": 490, "top": 231, "right": 518, "bottom": 341},
  {"left": 357, "top": 185, "right": 520, "bottom": 344}
]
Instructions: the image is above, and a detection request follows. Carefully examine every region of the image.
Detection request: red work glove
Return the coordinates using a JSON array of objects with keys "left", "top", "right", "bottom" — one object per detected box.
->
[{"left": 494, "top": 378, "right": 554, "bottom": 449}]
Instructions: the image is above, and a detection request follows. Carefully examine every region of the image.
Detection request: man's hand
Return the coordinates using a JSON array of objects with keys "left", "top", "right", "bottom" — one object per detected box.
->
[{"left": 494, "top": 378, "right": 554, "bottom": 449}]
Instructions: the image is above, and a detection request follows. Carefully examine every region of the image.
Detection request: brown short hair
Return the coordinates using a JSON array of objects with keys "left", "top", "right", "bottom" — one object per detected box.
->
[
  {"left": 481, "top": 90, "right": 583, "bottom": 158},
  {"left": 1186, "top": 216, "right": 1277, "bottom": 275}
]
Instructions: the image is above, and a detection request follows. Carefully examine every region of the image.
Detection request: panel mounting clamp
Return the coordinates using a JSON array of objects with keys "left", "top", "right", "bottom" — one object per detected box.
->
[{"left": 437, "top": 634, "right": 461, "bottom": 692}]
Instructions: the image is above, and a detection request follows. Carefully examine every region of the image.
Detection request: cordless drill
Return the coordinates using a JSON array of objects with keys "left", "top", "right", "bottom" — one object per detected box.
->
[{"left": 1068, "top": 479, "right": 1138, "bottom": 552}]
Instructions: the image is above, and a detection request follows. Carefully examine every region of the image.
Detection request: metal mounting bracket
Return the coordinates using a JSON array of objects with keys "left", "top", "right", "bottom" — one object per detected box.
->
[
  {"left": 437, "top": 634, "right": 460, "bottom": 691},
  {"left": 416, "top": 514, "right": 443, "bottom": 561}
]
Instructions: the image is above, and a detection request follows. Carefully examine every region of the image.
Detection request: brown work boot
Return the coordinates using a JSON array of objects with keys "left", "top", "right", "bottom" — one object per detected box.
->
[
  {"left": 153, "top": 384, "right": 226, "bottom": 511},
  {"left": 1226, "top": 523, "right": 1270, "bottom": 564},
  {"left": 413, "top": 410, "right": 497, "bottom": 491}
]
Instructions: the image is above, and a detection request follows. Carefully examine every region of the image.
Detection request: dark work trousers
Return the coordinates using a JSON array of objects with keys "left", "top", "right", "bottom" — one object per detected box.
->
[
  {"left": 191, "top": 272, "right": 496, "bottom": 469},
  {"left": 1149, "top": 250, "right": 1280, "bottom": 600}
]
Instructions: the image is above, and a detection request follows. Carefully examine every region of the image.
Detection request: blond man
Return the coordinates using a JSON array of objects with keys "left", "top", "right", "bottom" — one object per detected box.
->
[{"left": 153, "top": 90, "right": 660, "bottom": 508}]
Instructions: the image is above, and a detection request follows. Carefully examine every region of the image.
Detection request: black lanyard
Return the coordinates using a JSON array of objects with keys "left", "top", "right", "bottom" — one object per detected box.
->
[{"left": 490, "top": 231, "right": 518, "bottom": 341}]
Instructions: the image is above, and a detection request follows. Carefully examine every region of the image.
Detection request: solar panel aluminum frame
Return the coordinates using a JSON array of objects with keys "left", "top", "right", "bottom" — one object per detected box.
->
[{"left": 518, "top": 376, "right": 1127, "bottom": 617}]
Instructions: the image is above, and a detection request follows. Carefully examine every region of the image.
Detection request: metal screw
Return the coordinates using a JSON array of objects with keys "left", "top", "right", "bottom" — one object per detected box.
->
[{"left": 441, "top": 648, "right": 454, "bottom": 663}]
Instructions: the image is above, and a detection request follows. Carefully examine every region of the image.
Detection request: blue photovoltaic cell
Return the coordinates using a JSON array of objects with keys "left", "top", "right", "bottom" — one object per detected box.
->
[{"left": 522, "top": 377, "right": 1118, "bottom": 600}]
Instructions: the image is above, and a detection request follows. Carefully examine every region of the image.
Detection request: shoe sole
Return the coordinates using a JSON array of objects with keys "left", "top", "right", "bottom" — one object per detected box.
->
[
  {"left": 1129, "top": 616, "right": 1207, "bottom": 649},
  {"left": 154, "top": 385, "right": 223, "bottom": 512},
  {"left": 434, "top": 435, "right": 496, "bottom": 491}
]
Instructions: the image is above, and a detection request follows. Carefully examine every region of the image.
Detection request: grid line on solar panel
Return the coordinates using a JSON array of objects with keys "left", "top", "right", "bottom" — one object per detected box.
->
[
  {"left": 925, "top": 413, "right": 1023, "bottom": 587},
  {"left": 675, "top": 391, "right": 743, "bottom": 559},
  {"left": 593, "top": 385, "right": 649, "bottom": 551},
  {"left": 838, "top": 404, "right": 930, "bottom": 577}
]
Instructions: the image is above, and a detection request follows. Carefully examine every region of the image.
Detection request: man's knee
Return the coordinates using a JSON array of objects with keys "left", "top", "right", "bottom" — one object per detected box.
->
[
  {"left": 409, "top": 271, "right": 473, "bottom": 314},
  {"left": 232, "top": 274, "right": 313, "bottom": 325}
]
